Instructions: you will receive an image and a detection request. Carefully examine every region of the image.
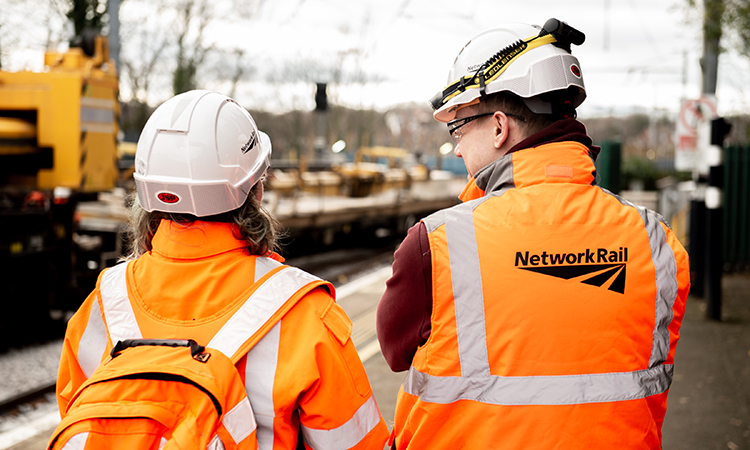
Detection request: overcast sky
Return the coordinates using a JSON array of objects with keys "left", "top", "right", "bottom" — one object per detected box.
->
[
  {"left": 6, "top": 0, "right": 750, "bottom": 117},
  {"left": 204, "top": 0, "right": 748, "bottom": 117}
]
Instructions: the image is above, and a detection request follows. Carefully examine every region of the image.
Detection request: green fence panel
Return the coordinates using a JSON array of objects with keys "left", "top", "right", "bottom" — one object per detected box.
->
[
  {"left": 723, "top": 145, "right": 750, "bottom": 267},
  {"left": 596, "top": 141, "right": 621, "bottom": 194}
]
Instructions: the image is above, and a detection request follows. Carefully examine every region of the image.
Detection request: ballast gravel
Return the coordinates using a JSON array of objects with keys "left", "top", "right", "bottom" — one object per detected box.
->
[{"left": 0, "top": 339, "right": 62, "bottom": 403}]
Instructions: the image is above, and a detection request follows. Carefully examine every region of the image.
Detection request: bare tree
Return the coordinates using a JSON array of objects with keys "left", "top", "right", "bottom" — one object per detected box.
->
[
  {"left": 65, "top": 0, "right": 108, "bottom": 36},
  {"left": 0, "top": 0, "right": 69, "bottom": 69},
  {"left": 171, "top": 0, "right": 212, "bottom": 95},
  {"left": 223, "top": 48, "right": 251, "bottom": 99}
]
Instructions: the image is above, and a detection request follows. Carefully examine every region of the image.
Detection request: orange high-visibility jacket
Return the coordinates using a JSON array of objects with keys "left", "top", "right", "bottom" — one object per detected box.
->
[
  {"left": 392, "top": 142, "right": 690, "bottom": 449},
  {"left": 57, "top": 220, "right": 389, "bottom": 450}
]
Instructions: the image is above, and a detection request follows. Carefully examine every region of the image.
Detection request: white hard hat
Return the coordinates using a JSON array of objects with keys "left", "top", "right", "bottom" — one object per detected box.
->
[
  {"left": 133, "top": 90, "right": 271, "bottom": 217},
  {"left": 430, "top": 18, "right": 586, "bottom": 123}
]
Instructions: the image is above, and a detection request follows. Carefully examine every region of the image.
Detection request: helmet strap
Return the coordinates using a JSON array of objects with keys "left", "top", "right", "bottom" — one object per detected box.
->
[{"left": 478, "top": 71, "right": 487, "bottom": 97}]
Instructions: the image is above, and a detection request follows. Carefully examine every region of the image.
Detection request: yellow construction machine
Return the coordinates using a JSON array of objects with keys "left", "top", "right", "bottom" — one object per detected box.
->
[
  {"left": 334, "top": 146, "right": 427, "bottom": 197},
  {"left": 0, "top": 33, "right": 120, "bottom": 346}
]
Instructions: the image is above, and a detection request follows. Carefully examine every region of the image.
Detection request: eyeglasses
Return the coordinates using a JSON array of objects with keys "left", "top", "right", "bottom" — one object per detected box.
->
[
  {"left": 447, "top": 111, "right": 526, "bottom": 143},
  {"left": 448, "top": 112, "right": 493, "bottom": 143}
]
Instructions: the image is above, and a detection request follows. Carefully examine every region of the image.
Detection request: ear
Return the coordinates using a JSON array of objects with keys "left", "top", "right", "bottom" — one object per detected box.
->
[{"left": 492, "top": 112, "right": 510, "bottom": 150}]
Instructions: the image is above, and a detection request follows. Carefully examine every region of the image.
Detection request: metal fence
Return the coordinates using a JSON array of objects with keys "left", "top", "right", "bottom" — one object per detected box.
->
[{"left": 723, "top": 145, "right": 750, "bottom": 269}]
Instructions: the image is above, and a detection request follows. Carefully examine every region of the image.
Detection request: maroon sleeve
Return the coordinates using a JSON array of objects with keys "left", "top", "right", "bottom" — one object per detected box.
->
[{"left": 376, "top": 221, "right": 432, "bottom": 372}]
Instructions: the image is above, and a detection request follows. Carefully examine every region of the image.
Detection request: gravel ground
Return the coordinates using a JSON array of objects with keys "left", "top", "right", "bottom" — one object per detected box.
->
[
  {"left": 0, "top": 340, "right": 63, "bottom": 449},
  {"left": 0, "top": 340, "right": 62, "bottom": 403}
]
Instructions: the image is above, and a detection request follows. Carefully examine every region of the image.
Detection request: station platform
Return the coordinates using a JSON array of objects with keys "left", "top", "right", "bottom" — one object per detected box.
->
[{"left": 662, "top": 271, "right": 750, "bottom": 449}]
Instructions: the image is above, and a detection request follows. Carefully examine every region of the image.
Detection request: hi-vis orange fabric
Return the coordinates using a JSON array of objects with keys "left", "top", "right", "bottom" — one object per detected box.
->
[
  {"left": 392, "top": 142, "right": 690, "bottom": 449},
  {"left": 50, "top": 340, "right": 258, "bottom": 450},
  {"left": 56, "top": 220, "right": 389, "bottom": 450}
]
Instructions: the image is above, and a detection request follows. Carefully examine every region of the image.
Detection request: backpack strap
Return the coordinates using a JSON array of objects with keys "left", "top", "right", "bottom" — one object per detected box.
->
[{"left": 99, "top": 261, "right": 333, "bottom": 363}]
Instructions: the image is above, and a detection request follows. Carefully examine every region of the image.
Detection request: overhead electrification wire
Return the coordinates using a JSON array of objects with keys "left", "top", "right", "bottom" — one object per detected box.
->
[{"left": 626, "top": 0, "right": 665, "bottom": 60}]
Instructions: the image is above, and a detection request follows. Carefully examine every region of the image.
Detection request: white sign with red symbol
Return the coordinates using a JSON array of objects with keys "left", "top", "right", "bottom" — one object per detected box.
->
[{"left": 675, "top": 95, "right": 717, "bottom": 172}]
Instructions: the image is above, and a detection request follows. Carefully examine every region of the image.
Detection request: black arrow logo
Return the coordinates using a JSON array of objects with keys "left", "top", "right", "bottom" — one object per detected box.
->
[{"left": 518, "top": 263, "right": 626, "bottom": 294}]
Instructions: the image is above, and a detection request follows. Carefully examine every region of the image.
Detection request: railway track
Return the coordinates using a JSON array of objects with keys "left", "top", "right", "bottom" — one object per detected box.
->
[
  {"left": 286, "top": 245, "right": 396, "bottom": 286},
  {"left": 0, "top": 384, "right": 57, "bottom": 417}
]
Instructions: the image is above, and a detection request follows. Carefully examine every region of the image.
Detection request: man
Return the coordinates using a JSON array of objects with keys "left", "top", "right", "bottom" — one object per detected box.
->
[
  {"left": 377, "top": 19, "right": 690, "bottom": 449},
  {"left": 57, "top": 90, "right": 389, "bottom": 450}
]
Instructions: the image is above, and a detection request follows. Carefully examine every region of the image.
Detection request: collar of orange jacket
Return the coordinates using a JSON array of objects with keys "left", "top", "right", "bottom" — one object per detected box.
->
[
  {"left": 151, "top": 219, "right": 284, "bottom": 261},
  {"left": 457, "top": 118, "right": 598, "bottom": 203},
  {"left": 458, "top": 141, "right": 596, "bottom": 203}
]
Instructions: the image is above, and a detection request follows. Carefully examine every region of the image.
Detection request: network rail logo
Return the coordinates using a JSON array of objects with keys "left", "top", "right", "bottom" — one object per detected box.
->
[{"left": 515, "top": 248, "right": 629, "bottom": 294}]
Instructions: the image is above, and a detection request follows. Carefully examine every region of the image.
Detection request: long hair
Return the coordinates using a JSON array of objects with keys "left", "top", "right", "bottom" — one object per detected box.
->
[{"left": 123, "top": 183, "right": 282, "bottom": 260}]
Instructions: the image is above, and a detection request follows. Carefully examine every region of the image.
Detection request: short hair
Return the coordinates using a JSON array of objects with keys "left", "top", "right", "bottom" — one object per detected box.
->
[
  {"left": 123, "top": 182, "right": 281, "bottom": 260},
  {"left": 476, "top": 92, "right": 555, "bottom": 138}
]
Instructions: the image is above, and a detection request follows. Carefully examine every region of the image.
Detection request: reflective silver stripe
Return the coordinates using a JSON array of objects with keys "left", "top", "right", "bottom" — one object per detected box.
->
[
  {"left": 223, "top": 397, "right": 257, "bottom": 444},
  {"left": 600, "top": 189, "right": 679, "bottom": 367},
  {"left": 254, "top": 256, "right": 282, "bottom": 283},
  {"left": 60, "top": 432, "right": 88, "bottom": 450},
  {"left": 640, "top": 207, "right": 678, "bottom": 367},
  {"left": 80, "top": 98, "right": 115, "bottom": 134},
  {"left": 402, "top": 364, "right": 673, "bottom": 405},
  {"left": 78, "top": 297, "right": 108, "bottom": 378},
  {"left": 100, "top": 263, "right": 142, "bottom": 344},
  {"left": 300, "top": 395, "right": 382, "bottom": 450},
  {"left": 159, "top": 436, "right": 168, "bottom": 449},
  {"left": 423, "top": 210, "right": 445, "bottom": 233},
  {"left": 445, "top": 204, "right": 490, "bottom": 377},
  {"left": 80, "top": 106, "right": 114, "bottom": 124},
  {"left": 208, "top": 267, "right": 319, "bottom": 360},
  {"left": 207, "top": 435, "right": 225, "bottom": 450},
  {"left": 245, "top": 322, "right": 280, "bottom": 450}
]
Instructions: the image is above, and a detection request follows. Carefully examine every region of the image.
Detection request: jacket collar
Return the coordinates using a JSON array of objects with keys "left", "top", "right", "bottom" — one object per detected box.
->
[
  {"left": 458, "top": 119, "right": 599, "bottom": 203},
  {"left": 150, "top": 220, "right": 248, "bottom": 259},
  {"left": 459, "top": 140, "right": 597, "bottom": 202},
  {"left": 151, "top": 219, "right": 284, "bottom": 261}
]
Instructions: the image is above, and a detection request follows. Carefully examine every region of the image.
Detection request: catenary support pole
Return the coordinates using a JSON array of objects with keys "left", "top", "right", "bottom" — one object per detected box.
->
[
  {"left": 705, "top": 154, "right": 723, "bottom": 320},
  {"left": 705, "top": 117, "right": 731, "bottom": 320},
  {"left": 693, "top": 0, "right": 724, "bottom": 303},
  {"left": 107, "top": 0, "right": 120, "bottom": 71}
]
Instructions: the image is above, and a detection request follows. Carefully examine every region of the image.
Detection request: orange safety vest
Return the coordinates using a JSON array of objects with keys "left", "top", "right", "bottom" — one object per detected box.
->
[
  {"left": 56, "top": 220, "right": 389, "bottom": 450},
  {"left": 392, "top": 142, "right": 690, "bottom": 449}
]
